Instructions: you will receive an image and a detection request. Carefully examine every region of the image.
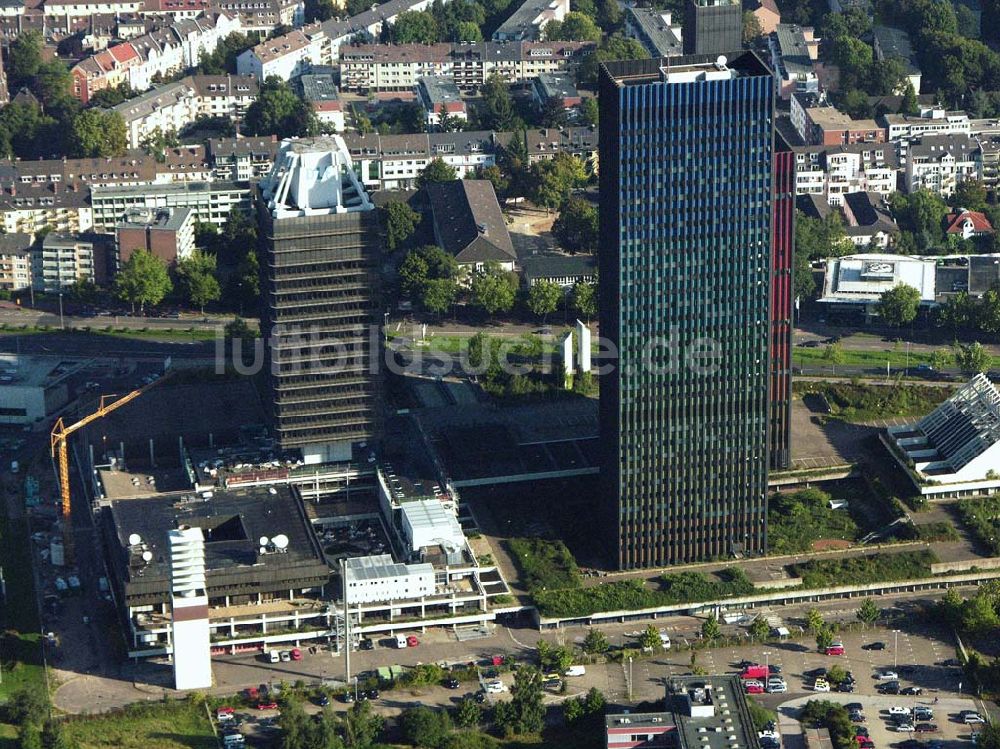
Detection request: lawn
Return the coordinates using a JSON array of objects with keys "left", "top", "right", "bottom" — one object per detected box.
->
[
  {"left": 956, "top": 496, "right": 1000, "bottom": 555},
  {"left": 61, "top": 700, "right": 216, "bottom": 749},
  {"left": 794, "top": 381, "right": 954, "bottom": 423},
  {"left": 792, "top": 346, "right": 938, "bottom": 369},
  {"left": 768, "top": 487, "right": 862, "bottom": 554},
  {"left": 787, "top": 549, "right": 938, "bottom": 587},
  {"left": 0, "top": 325, "right": 219, "bottom": 342},
  {"left": 505, "top": 537, "right": 581, "bottom": 592},
  {"left": 0, "top": 508, "right": 45, "bottom": 704}
]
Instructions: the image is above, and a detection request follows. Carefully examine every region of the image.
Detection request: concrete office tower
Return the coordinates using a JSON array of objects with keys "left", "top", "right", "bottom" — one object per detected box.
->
[
  {"left": 169, "top": 525, "right": 211, "bottom": 690},
  {"left": 598, "top": 53, "right": 776, "bottom": 569},
  {"left": 683, "top": 0, "right": 742, "bottom": 56},
  {"left": 257, "top": 136, "right": 383, "bottom": 464}
]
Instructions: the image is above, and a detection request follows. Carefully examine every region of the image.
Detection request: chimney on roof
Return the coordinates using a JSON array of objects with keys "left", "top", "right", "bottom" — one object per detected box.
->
[{"left": 9, "top": 182, "right": 14, "bottom": 196}]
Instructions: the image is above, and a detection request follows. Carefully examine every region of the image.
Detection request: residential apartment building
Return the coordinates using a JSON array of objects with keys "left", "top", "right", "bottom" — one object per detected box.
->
[
  {"left": 236, "top": 28, "right": 321, "bottom": 79},
  {"left": 793, "top": 143, "right": 898, "bottom": 205},
  {"left": 415, "top": 77, "right": 467, "bottom": 129},
  {"left": 873, "top": 25, "right": 921, "bottom": 93},
  {"left": 624, "top": 7, "right": 682, "bottom": 57},
  {"left": 318, "top": 0, "right": 450, "bottom": 60},
  {"left": 882, "top": 106, "right": 972, "bottom": 166},
  {"left": 155, "top": 145, "right": 214, "bottom": 182},
  {"left": 209, "top": 0, "right": 300, "bottom": 32},
  {"left": 70, "top": 12, "right": 241, "bottom": 103},
  {"left": 116, "top": 206, "right": 196, "bottom": 264},
  {"left": 0, "top": 234, "right": 32, "bottom": 292},
  {"left": 905, "top": 133, "right": 980, "bottom": 197},
  {"left": 797, "top": 104, "right": 885, "bottom": 146},
  {"left": 768, "top": 24, "right": 819, "bottom": 99},
  {"left": 91, "top": 180, "right": 251, "bottom": 232},
  {"left": 492, "top": 0, "right": 568, "bottom": 41},
  {"left": 257, "top": 136, "right": 384, "bottom": 464},
  {"left": 42, "top": 0, "right": 143, "bottom": 19},
  {"left": 338, "top": 41, "right": 594, "bottom": 93},
  {"left": 38, "top": 233, "right": 100, "bottom": 292},
  {"left": 207, "top": 136, "right": 280, "bottom": 182},
  {"left": 112, "top": 75, "right": 258, "bottom": 149},
  {"left": 598, "top": 53, "right": 776, "bottom": 568},
  {"left": 0, "top": 184, "right": 93, "bottom": 236}
]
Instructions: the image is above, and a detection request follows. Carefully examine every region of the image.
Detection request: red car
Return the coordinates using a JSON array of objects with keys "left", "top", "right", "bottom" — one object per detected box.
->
[
  {"left": 255, "top": 702, "right": 278, "bottom": 710},
  {"left": 744, "top": 684, "right": 765, "bottom": 694},
  {"left": 825, "top": 643, "right": 845, "bottom": 656},
  {"left": 290, "top": 648, "right": 302, "bottom": 661},
  {"left": 406, "top": 635, "right": 419, "bottom": 647}
]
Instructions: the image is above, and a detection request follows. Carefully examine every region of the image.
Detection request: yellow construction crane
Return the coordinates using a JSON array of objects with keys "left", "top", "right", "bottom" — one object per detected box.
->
[{"left": 51, "top": 372, "right": 172, "bottom": 519}]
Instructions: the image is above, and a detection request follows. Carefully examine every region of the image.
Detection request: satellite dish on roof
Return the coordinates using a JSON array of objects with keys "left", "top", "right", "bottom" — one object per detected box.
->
[
  {"left": 128, "top": 533, "right": 142, "bottom": 546},
  {"left": 141, "top": 550, "right": 153, "bottom": 562},
  {"left": 272, "top": 534, "right": 289, "bottom": 550},
  {"left": 259, "top": 536, "right": 269, "bottom": 547},
  {"left": 716, "top": 54, "right": 727, "bottom": 68}
]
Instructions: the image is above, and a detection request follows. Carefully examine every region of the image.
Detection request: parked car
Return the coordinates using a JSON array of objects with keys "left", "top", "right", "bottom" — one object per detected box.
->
[
  {"left": 444, "top": 678, "right": 461, "bottom": 689},
  {"left": 900, "top": 687, "right": 922, "bottom": 696},
  {"left": 895, "top": 724, "right": 915, "bottom": 733},
  {"left": 745, "top": 683, "right": 765, "bottom": 694},
  {"left": 813, "top": 678, "right": 831, "bottom": 692},
  {"left": 315, "top": 694, "right": 330, "bottom": 707},
  {"left": 875, "top": 671, "right": 899, "bottom": 681},
  {"left": 340, "top": 692, "right": 355, "bottom": 704},
  {"left": 365, "top": 690, "right": 380, "bottom": 701},
  {"left": 878, "top": 682, "right": 900, "bottom": 695},
  {"left": 565, "top": 665, "right": 586, "bottom": 677},
  {"left": 854, "top": 728, "right": 869, "bottom": 737},
  {"left": 290, "top": 648, "right": 302, "bottom": 661},
  {"left": 360, "top": 638, "right": 374, "bottom": 650},
  {"left": 963, "top": 713, "right": 987, "bottom": 724},
  {"left": 888, "top": 707, "right": 912, "bottom": 716},
  {"left": 406, "top": 635, "right": 419, "bottom": 648},
  {"left": 279, "top": 651, "right": 291, "bottom": 662},
  {"left": 838, "top": 682, "right": 855, "bottom": 693},
  {"left": 825, "top": 643, "right": 845, "bottom": 656},
  {"left": 255, "top": 702, "right": 278, "bottom": 711},
  {"left": 849, "top": 712, "right": 866, "bottom": 723},
  {"left": 863, "top": 642, "right": 887, "bottom": 651},
  {"left": 915, "top": 725, "right": 939, "bottom": 733},
  {"left": 914, "top": 709, "right": 934, "bottom": 722}
]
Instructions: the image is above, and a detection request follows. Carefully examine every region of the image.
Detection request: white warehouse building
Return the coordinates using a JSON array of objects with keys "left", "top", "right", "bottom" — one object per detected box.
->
[
  {"left": 400, "top": 498, "right": 466, "bottom": 562},
  {"left": 343, "top": 554, "right": 435, "bottom": 605}
]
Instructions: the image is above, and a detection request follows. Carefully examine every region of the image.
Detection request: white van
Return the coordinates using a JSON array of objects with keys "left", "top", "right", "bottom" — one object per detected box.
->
[
  {"left": 395, "top": 634, "right": 408, "bottom": 649},
  {"left": 659, "top": 631, "right": 671, "bottom": 649},
  {"left": 564, "top": 665, "right": 586, "bottom": 677},
  {"left": 268, "top": 650, "right": 280, "bottom": 663}
]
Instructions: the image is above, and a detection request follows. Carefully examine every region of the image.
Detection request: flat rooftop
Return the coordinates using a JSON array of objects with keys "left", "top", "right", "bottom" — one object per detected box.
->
[
  {"left": 0, "top": 355, "right": 87, "bottom": 388},
  {"left": 105, "top": 484, "right": 331, "bottom": 604},
  {"left": 601, "top": 51, "right": 771, "bottom": 87},
  {"left": 98, "top": 466, "right": 191, "bottom": 500},
  {"left": 669, "top": 676, "right": 761, "bottom": 749}
]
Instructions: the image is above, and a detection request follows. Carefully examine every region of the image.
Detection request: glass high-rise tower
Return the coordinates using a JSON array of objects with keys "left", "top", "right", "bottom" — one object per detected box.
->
[{"left": 598, "top": 53, "right": 779, "bottom": 569}]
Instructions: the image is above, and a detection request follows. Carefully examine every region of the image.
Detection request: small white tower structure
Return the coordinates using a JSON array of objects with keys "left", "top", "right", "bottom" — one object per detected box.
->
[
  {"left": 576, "top": 320, "right": 592, "bottom": 373},
  {"left": 169, "top": 525, "right": 212, "bottom": 690},
  {"left": 562, "top": 332, "right": 575, "bottom": 385}
]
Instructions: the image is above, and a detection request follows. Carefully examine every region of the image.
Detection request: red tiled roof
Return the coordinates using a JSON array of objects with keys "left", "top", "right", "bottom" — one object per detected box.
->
[
  {"left": 945, "top": 210, "right": 994, "bottom": 234},
  {"left": 108, "top": 43, "right": 139, "bottom": 64}
]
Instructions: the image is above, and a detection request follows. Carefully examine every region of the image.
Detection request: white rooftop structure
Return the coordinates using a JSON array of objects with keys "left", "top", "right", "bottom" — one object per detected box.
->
[
  {"left": 343, "top": 553, "right": 435, "bottom": 604},
  {"left": 821, "top": 253, "right": 936, "bottom": 306},
  {"left": 886, "top": 374, "right": 1000, "bottom": 496},
  {"left": 260, "top": 136, "right": 373, "bottom": 220},
  {"left": 399, "top": 498, "right": 466, "bottom": 557}
]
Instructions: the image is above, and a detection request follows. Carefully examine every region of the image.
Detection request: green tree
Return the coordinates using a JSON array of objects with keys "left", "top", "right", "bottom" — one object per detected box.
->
[
  {"left": 391, "top": 10, "right": 439, "bottom": 43},
  {"left": 476, "top": 164, "right": 509, "bottom": 198},
  {"left": 563, "top": 698, "right": 585, "bottom": 723},
  {"left": 749, "top": 617, "right": 770, "bottom": 640},
  {"left": 954, "top": 341, "right": 992, "bottom": 374},
  {"left": 421, "top": 277, "right": 458, "bottom": 315},
  {"left": 6, "top": 684, "right": 47, "bottom": 727},
  {"left": 400, "top": 705, "right": 451, "bottom": 748},
  {"left": 454, "top": 698, "right": 482, "bottom": 729},
  {"left": 815, "top": 626, "right": 835, "bottom": 652},
  {"left": 8, "top": 30, "right": 42, "bottom": 87},
  {"left": 510, "top": 666, "right": 544, "bottom": 734},
  {"left": 572, "top": 279, "right": 597, "bottom": 320},
  {"left": 176, "top": 250, "right": 221, "bottom": 313},
  {"left": 384, "top": 200, "right": 421, "bottom": 252},
  {"left": 822, "top": 342, "right": 844, "bottom": 370},
  {"left": 639, "top": 624, "right": 661, "bottom": 651},
  {"left": 491, "top": 700, "right": 517, "bottom": 738},
  {"left": 279, "top": 695, "right": 312, "bottom": 749},
  {"left": 33, "top": 59, "right": 73, "bottom": 105},
  {"left": 552, "top": 196, "right": 598, "bottom": 253},
  {"left": 68, "top": 109, "right": 126, "bottom": 157},
  {"left": 544, "top": 11, "right": 601, "bottom": 41},
  {"left": 743, "top": 10, "right": 764, "bottom": 44},
  {"left": 113, "top": 250, "right": 173, "bottom": 313},
  {"left": 536, "top": 640, "right": 574, "bottom": 672},
  {"left": 304, "top": 0, "right": 335, "bottom": 21},
  {"left": 701, "top": 615, "right": 722, "bottom": 640},
  {"left": 245, "top": 77, "right": 319, "bottom": 138},
  {"left": 531, "top": 152, "right": 587, "bottom": 211},
  {"left": 929, "top": 348, "right": 952, "bottom": 369},
  {"left": 417, "top": 158, "right": 458, "bottom": 188},
  {"left": 806, "top": 607, "right": 824, "bottom": 634},
  {"left": 399, "top": 245, "right": 458, "bottom": 298},
  {"left": 582, "top": 629, "right": 609, "bottom": 654},
  {"left": 580, "top": 96, "right": 598, "bottom": 126},
  {"left": 527, "top": 280, "right": 562, "bottom": 320},
  {"left": 876, "top": 283, "right": 921, "bottom": 327},
  {"left": 455, "top": 20, "right": 483, "bottom": 41},
  {"left": 826, "top": 664, "right": 847, "bottom": 685},
  {"left": 40, "top": 719, "right": 76, "bottom": 749},
  {"left": 341, "top": 700, "right": 384, "bottom": 748},
  {"left": 479, "top": 73, "right": 519, "bottom": 131},
  {"left": 938, "top": 290, "right": 977, "bottom": 332},
  {"left": 19, "top": 725, "right": 43, "bottom": 749},
  {"left": 900, "top": 80, "right": 919, "bottom": 115},
  {"left": 839, "top": 88, "right": 873, "bottom": 119},
  {"left": 578, "top": 33, "right": 648, "bottom": 86},
  {"left": 954, "top": 178, "right": 988, "bottom": 211},
  {"left": 856, "top": 598, "right": 880, "bottom": 626},
  {"left": 224, "top": 316, "right": 256, "bottom": 340},
  {"left": 470, "top": 263, "right": 517, "bottom": 316}
]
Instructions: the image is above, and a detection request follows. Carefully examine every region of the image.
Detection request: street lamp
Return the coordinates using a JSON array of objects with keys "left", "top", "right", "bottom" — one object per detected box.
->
[
  {"left": 893, "top": 629, "right": 900, "bottom": 670},
  {"left": 627, "top": 656, "right": 633, "bottom": 701},
  {"left": 763, "top": 650, "right": 771, "bottom": 675},
  {"left": 58, "top": 292, "right": 64, "bottom": 331}
]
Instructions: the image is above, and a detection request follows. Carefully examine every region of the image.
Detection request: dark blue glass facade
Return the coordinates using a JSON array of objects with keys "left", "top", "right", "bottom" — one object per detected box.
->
[{"left": 598, "top": 54, "right": 775, "bottom": 569}]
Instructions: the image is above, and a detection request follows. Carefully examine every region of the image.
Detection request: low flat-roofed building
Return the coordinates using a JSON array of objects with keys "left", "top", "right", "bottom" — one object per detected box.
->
[
  {"left": 821, "top": 253, "right": 936, "bottom": 311},
  {"left": 0, "top": 354, "right": 86, "bottom": 424},
  {"left": 400, "top": 497, "right": 466, "bottom": 562},
  {"left": 300, "top": 73, "right": 345, "bottom": 132},
  {"left": 624, "top": 6, "right": 682, "bottom": 57},
  {"left": 887, "top": 374, "right": 1000, "bottom": 497},
  {"left": 522, "top": 253, "right": 596, "bottom": 288},
  {"left": 801, "top": 105, "right": 885, "bottom": 146},
  {"left": 426, "top": 179, "right": 516, "bottom": 274},
  {"left": 0, "top": 233, "right": 33, "bottom": 292},
  {"left": 102, "top": 484, "right": 332, "bottom": 656},
  {"left": 116, "top": 206, "right": 196, "bottom": 265},
  {"left": 91, "top": 180, "right": 251, "bottom": 232},
  {"left": 532, "top": 72, "right": 581, "bottom": 109},
  {"left": 415, "top": 76, "right": 467, "bottom": 129},
  {"left": 343, "top": 553, "right": 434, "bottom": 604},
  {"left": 769, "top": 24, "right": 819, "bottom": 99}
]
